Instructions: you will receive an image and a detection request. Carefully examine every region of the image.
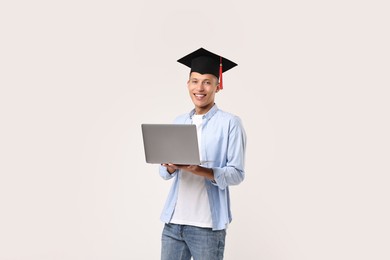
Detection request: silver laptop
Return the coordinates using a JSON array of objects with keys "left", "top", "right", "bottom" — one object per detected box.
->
[{"left": 141, "top": 124, "right": 201, "bottom": 165}]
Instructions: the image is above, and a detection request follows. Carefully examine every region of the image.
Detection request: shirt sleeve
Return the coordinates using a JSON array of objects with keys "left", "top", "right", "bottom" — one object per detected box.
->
[
  {"left": 211, "top": 116, "right": 246, "bottom": 190},
  {"left": 159, "top": 165, "right": 177, "bottom": 180}
]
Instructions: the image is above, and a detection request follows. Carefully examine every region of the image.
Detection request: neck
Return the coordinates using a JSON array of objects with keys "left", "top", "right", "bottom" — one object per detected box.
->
[{"left": 195, "top": 103, "right": 215, "bottom": 115}]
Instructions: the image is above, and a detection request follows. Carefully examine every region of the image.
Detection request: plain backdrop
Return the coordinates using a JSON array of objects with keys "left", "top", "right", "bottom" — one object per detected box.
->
[{"left": 1, "top": 0, "right": 389, "bottom": 259}]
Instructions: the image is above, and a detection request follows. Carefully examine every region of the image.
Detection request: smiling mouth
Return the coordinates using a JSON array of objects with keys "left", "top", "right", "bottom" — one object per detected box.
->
[{"left": 194, "top": 94, "right": 206, "bottom": 98}]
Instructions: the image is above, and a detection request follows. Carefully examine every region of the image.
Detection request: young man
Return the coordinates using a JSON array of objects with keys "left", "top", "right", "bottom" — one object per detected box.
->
[{"left": 159, "top": 48, "right": 247, "bottom": 260}]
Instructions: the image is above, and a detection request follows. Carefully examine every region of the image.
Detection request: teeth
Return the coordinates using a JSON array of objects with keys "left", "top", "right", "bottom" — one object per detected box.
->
[{"left": 195, "top": 94, "right": 205, "bottom": 97}]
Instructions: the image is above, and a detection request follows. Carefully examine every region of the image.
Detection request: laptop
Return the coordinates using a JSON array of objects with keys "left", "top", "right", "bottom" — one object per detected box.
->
[{"left": 141, "top": 124, "right": 201, "bottom": 165}]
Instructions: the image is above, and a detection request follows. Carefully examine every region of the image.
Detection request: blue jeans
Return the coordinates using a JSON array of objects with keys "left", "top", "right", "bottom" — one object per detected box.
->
[{"left": 161, "top": 223, "right": 226, "bottom": 260}]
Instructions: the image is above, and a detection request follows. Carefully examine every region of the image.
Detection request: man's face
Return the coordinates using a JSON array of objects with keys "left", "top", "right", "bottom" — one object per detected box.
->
[{"left": 187, "top": 72, "right": 219, "bottom": 115}]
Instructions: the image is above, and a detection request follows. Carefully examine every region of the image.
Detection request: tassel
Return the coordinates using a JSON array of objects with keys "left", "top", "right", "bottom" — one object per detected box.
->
[{"left": 219, "top": 56, "right": 223, "bottom": 90}]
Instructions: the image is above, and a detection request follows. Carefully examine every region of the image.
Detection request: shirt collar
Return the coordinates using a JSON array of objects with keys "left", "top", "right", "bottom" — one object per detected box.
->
[{"left": 189, "top": 103, "right": 219, "bottom": 120}]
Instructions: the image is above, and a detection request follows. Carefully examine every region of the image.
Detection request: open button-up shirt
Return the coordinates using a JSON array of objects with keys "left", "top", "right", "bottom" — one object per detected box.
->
[{"left": 159, "top": 104, "right": 247, "bottom": 230}]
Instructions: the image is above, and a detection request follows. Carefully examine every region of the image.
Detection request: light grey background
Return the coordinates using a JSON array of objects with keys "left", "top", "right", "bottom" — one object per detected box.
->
[{"left": 1, "top": 0, "right": 389, "bottom": 259}]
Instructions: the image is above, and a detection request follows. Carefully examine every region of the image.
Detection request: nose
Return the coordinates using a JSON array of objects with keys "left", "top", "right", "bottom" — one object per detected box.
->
[{"left": 195, "top": 82, "right": 205, "bottom": 91}]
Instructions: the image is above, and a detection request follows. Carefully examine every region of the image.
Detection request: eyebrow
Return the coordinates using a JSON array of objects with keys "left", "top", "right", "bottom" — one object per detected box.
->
[{"left": 190, "top": 77, "right": 212, "bottom": 81}]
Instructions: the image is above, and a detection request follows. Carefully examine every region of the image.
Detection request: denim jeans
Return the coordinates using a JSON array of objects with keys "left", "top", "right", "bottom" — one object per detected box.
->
[{"left": 161, "top": 223, "right": 226, "bottom": 260}]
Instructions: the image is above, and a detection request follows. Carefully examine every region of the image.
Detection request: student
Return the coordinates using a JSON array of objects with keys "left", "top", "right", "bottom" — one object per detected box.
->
[{"left": 159, "top": 47, "right": 247, "bottom": 260}]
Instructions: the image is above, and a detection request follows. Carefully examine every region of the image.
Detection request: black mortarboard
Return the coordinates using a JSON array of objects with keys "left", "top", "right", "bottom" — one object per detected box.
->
[{"left": 177, "top": 47, "right": 237, "bottom": 90}]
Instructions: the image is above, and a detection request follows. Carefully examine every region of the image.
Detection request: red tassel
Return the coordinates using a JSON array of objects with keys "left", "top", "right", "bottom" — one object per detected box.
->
[{"left": 219, "top": 56, "right": 223, "bottom": 90}]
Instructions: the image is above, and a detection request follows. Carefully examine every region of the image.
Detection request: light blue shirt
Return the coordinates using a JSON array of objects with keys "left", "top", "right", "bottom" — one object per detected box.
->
[{"left": 159, "top": 104, "right": 247, "bottom": 230}]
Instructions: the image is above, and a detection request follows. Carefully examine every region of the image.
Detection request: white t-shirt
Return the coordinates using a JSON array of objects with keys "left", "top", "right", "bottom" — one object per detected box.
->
[{"left": 170, "top": 114, "right": 212, "bottom": 228}]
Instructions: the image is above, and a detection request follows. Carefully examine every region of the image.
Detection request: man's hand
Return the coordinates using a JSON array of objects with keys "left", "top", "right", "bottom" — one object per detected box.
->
[
  {"left": 161, "top": 163, "right": 215, "bottom": 181},
  {"left": 161, "top": 163, "right": 177, "bottom": 174}
]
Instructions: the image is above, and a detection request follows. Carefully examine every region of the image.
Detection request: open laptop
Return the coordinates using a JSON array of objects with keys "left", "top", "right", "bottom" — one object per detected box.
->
[{"left": 141, "top": 124, "right": 201, "bottom": 165}]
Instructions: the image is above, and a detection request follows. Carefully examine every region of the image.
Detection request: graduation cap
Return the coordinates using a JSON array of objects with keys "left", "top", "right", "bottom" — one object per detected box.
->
[{"left": 177, "top": 47, "right": 237, "bottom": 90}]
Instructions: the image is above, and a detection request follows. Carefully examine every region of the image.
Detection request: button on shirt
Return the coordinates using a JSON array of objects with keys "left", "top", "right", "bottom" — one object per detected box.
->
[{"left": 159, "top": 104, "right": 246, "bottom": 231}]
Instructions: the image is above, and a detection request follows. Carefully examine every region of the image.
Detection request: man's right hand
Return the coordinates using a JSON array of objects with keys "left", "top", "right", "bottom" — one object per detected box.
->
[{"left": 161, "top": 163, "right": 177, "bottom": 174}]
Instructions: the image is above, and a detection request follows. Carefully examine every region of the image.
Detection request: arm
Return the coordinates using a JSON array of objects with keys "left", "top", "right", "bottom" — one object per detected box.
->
[
  {"left": 212, "top": 116, "right": 247, "bottom": 189},
  {"left": 159, "top": 164, "right": 177, "bottom": 180},
  {"left": 163, "top": 164, "right": 215, "bottom": 181}
]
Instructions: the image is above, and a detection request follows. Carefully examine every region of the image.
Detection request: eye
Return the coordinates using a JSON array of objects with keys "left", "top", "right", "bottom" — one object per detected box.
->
[
  {"left": 191, "top": 79, "right": 198, "bottom": 84},
  {"left": 204, "top": 81, "right": 211, "bottom": 85}
]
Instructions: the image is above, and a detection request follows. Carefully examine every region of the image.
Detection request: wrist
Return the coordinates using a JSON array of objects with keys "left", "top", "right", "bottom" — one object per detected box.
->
[{"left": 167, "top": 168, "right": 176, "bottom": 174}]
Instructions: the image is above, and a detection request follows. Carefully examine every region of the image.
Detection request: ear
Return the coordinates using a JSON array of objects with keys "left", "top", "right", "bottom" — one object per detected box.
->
[{"left": 216, "top": 84, "right": 220, "bottom": 93}]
